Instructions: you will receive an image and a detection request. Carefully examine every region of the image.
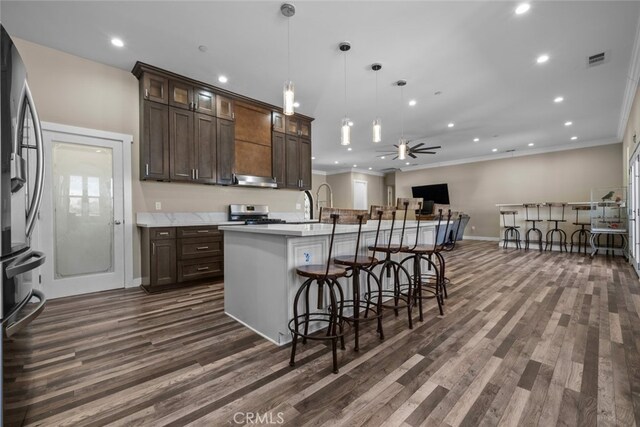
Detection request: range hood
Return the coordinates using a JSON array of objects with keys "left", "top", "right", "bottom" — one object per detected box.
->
[{"left": 233, "top": 174, "right": 278, "bottom": 188}]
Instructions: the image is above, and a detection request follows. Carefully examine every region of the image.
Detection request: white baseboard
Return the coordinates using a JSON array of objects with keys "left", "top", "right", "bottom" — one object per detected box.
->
[
  {"left": 126, "top": 277, "right": 142, "bottom": 288},
  {"left": 463, "top": 235, "right": 500, "bottom": 241}
]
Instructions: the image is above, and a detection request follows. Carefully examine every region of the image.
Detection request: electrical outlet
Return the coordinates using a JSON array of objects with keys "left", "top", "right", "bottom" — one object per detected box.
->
[
  {"left": 296, "top": 203, "right": 302, "bottom": 210},
  {"left": 155, "top": 202, "right": 162, "bottom": 211},
  {"left": 471, "top": 225, "right": 476, "bottom": 231}
]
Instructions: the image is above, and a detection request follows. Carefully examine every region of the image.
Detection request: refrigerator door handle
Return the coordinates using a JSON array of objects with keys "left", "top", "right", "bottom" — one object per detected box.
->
[
  {"left": 4, "top": 289, "right": 46, "bottom": 338},
  {"left": 5, "top": 250, "right": 46, "bottom": 279},
  {"left": 24, "top": 81, "right": 45, "bottom": 238}
]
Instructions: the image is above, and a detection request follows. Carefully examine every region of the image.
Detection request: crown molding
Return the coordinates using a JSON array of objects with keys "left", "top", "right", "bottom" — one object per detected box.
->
[
  {"left": 398, "top": 137, "right": 621, "bottom": 172},
  {"left": 618, "top": 14, "right": 640, "bottom": 140},
  {"left": 323, "top": 168, "right": 385, "bottom": 177},
  {"left": 312, "top": 170, "right": 327, "bottom": 176}
]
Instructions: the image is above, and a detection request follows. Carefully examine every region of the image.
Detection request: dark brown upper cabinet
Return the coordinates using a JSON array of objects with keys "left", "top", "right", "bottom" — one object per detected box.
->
[
  {"left": 272, "top": 131, "right": 286, "bottom": 187},
  {"left": 285, "top": 134, "right": 300, "bottom": 189},
  {"left": 216, "top": 95, "right": 234, "bottom": 121},
  {"left": 169, "top": 79, "right": 215, "bottom": 116},
  {"left": 217, "top": 118, "right": 235, "bottom": 185},
  {"left": 169, "top": 107, "right": 217, "bottom": 184},
  {"left": 299, "top": 138, "right": 312, "bottom": 190},
  {"left": 234, "top": 102, "right": 272, "bottom": 177},
  {"left": 141, "top": 101, "right": 170, "bottom": 180},
  {"left": 285, "top": 116, "right": 312, "bottom": 139},
  {"left": 194, "top": 114, "right": 217, "bottom": 184},
  {"left": 142, "top": 73, "right": 169, "bottom": 104},
  {"left": 272, "top": 112, "right": 285, "bottom": 133}
]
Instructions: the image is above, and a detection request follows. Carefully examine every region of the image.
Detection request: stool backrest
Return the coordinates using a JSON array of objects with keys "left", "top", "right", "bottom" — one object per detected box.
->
[
  {"left": 319, "top": 207, "right": 369, "bottom": 266},
  {"left": 523, "top": 203, "right": 541, "bottom": 221},
  {"left": 369, "top": 205, "right": 395, "bottom": 260},
  {"left": 443, "top": 212, "right": 464, "bottom": 251},
  {"left": 546, "top": 202, "right": 567, "bottom": 221},
  {"left": 396, "top": 198, "right": 423, "bottom": 252},
  {"left": 435, "top": 209, "right": 453, "bottom": 251}
]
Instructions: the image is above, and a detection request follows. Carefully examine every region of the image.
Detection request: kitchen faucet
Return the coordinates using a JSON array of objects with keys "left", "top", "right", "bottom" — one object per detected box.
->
[{"left": 316, "top": 183, "right": 333, "bottom": 211}]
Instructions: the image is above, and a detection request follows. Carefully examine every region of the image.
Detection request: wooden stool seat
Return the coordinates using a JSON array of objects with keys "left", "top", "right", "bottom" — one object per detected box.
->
[
  {"left": 573, "top": 222, "right": 590, "bottom": 226},
  {"left": 368, "top": 244, "right": 409, "bottom": 252},
  {"left": 547, "top": 219, "right": 567, "bottom": 222},
  {"left": 405, "top": 244, "right": 437, "bottom": 254},
  {"left": 333, "top": 255, "right": 379, "bottom": 267},
  {"left": 295, "top": 264, "right": 347, "bottom": 279}
]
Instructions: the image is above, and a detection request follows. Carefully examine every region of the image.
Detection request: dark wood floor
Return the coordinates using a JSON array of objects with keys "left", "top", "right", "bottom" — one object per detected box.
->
[{"left": 4, "top": 241, "right": 640, "bottom": 426}]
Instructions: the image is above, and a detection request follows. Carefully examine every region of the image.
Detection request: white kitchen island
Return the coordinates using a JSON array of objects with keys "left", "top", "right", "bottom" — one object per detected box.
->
[{"left": 219, "top": 221, "right": 438, "bottom": 345}]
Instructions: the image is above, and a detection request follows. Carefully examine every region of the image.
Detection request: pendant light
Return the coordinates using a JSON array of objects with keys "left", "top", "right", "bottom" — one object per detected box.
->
[
  {"left": 340, "top": 41, "right": 351, "bottom": 146},
  {"left": 372, "top": 63, "right": 382, "bottom": 143},
  {"left": 397, "top": 80, "right": 407, "bottom": 160},
  {"left": 281, "top": 3, "right": 296, "bottom": 116}
]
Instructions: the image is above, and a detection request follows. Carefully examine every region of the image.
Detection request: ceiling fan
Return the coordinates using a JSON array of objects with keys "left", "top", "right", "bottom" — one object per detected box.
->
[{"left": 376, "top": 139, "right": 442, "bottom": 160}]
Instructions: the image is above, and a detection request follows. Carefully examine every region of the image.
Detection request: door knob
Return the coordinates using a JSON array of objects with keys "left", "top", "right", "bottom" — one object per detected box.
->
[{"left": 114, "top": 220, "right": 122, "bottom": 225}]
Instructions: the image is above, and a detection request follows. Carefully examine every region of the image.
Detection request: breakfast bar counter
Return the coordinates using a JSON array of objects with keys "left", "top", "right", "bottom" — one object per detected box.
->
[{"left": 219, "top": 221, "right": 438, "bottom": 345}]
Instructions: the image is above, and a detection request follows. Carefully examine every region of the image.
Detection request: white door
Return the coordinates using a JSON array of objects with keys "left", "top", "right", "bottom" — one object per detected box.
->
[
  {"left": 41, "top": 127, "right": 126, "bottom": 298},
  {"left": 353, "top": 179, "right": 368, "bottom": 210}
]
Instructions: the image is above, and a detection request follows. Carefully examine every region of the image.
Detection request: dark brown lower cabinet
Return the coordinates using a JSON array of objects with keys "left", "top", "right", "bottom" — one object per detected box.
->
[{"left": 141, "top": 226, "right": 223, "bottom": 292}]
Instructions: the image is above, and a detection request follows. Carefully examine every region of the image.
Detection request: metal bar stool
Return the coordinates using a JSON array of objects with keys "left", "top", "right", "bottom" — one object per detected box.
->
[
  {"left": 332, "top": 209, "right": 384, "bottom": 352},
  {"left": 545, "top": 202, "right": 568, "bottom": 252},
  {"left": 570, "top": 205, "right": 592, "bottom": 254},
  {"left": 398, "top": 204, "right": 447, "bottom": 322},
  {"left": 501, "top": 210, "right": 521, "bottom": 249},
  {"left": 523, "top": 203, "right": 543, "bottom": 252},
  {"left": 289, "top": 209, "right": 347, "bottom": 374},
  {"left": 366, "top": 201, "right": 415, "bottom": 329}
]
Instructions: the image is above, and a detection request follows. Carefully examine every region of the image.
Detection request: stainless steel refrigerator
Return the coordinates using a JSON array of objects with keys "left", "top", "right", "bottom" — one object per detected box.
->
[{"left": 1, "top": 25, "right": 47, "bottom": 425}]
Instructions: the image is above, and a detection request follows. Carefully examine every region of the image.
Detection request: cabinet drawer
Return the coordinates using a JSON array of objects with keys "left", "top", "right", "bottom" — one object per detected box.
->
[
  {"left": 177, "top": 226, "right": 220, "bottom": 238},
  {"left": 178, "top": 236, "right": 222, "bottom": 259},
  {"left": 178, "top": 257, "right": 223, "bottom": 282},
  {"left": 150, "top": 227, "right": 176, "bottom": 240}
]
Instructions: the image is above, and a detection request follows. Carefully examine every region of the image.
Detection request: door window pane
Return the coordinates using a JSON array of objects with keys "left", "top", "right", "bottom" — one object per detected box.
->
[{"left": 52, "top": 142, "right": 114, "bottom": 278}]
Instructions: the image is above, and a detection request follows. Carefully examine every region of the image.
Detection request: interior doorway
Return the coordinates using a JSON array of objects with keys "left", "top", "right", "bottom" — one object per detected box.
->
[{"left": 353, "top": 179, "right": 368, "bottom": 210}]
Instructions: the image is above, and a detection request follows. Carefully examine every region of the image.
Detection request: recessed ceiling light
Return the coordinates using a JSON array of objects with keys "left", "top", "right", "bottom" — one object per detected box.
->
[
  {"left": 492, "top": 148, "right": 498, "bottom": 152},
  {"left": 528, "top": 143, "right": 534, "bottom": 146},
  {"left": 218, "top": 75, "right": 228, "bottom": 83},
  {"left": 515, "top": 3, "right": 530, "bottom": 15},
  {"left": 368, "top": 167, "right": 372, "bottom": 170},
  {"left": 111, "top": 38, "right": 124, "bottom": 48},
  {"left": 293, "top": 102, "right": 300, "bottom": 108},
  {"left": 380, "top": 156, "right": 386, "bottom": 159},
  {"left": 334, "top": 160, "right": 339, "bottom": 164},
  {"left": 473, "top": 138, "right": 480, "bottom": 142},
  {"left": 311, "top": 156, "right": 316, "bottom": 160},
  {"left": 554, "top": 96, "right": 564, "bottom": 103},
  {"left": 564, "top": 121, "right": 573, "bottom": 126},
  {"left": 348, "top": 121, "right": 354, "bottom": 126},
  {"left": 405, "top": 162, "right": 410, "bottom": 165},
  {"left": 347, "top": 147, "right": 352, "bottom": 151},
  {"left": 447, "top": 122, "right": 455, "bottom": 128},
  {"left": 353, "top": 164, "right": 357, "bottom": 168},
  {"left": 536, "top": 54, "right": 550, "bottom": 64},
  {"left": 409, "top": 100, "right": 417, "bottom": 106},
  {"left": 571, "top": 136, "right": 578, "bottom": 140}
]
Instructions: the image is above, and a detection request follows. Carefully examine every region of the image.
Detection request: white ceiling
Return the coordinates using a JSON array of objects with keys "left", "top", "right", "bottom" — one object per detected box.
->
[{"left": 3, "top": 1, "right": 640, "bottom": 173}]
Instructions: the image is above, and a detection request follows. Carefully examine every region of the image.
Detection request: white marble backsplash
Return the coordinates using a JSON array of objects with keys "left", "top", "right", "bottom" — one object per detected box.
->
[{"left": 136, "top": 211, "right": 317, "bottom": 227}]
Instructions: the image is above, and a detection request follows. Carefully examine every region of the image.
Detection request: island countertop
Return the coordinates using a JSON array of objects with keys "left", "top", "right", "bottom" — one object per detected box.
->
[{"left": 218, "top": 220, "right": 441, "bottom": 237}]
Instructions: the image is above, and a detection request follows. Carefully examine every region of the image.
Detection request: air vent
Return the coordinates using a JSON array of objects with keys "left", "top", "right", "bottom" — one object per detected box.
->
[{"left": 587, "top": 52, "right": 607, "bottom": 67}]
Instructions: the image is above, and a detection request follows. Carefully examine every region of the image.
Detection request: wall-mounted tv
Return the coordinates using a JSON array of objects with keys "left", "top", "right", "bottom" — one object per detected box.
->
[{"left": 411, "top": 183, "right": 450, "bottom": 214}]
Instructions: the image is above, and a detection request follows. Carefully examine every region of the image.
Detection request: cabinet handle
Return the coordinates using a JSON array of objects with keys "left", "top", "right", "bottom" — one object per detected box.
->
[
  {"left": 144, "top": 88, "right": 149, "bottom": 99},
  {"left": 196, "top": 246, "right": 209, "bottom": 250},
  {"left": 232, "top": 112, "right": 235, "bottom": 120},
  {"left": 195, "top": 103, "right": 199, "bottom": 111},
  {"left": 152, "top": 242, "right": 156, "bottom": 255},
  {"left": 158, "top": 232, "right": 169, "bottom": 236},
  {"left": 176, "top": 173, "right": 189, "bottom": 177},
  {"left": 145, "top": 164, "right": 149, "bottom": 176},
  {"left": 197, "top": 267, "right": 210, "bottom": 271},
  {"left": 197, "top": 230, "right": 210, "bottom": 233},
  {"left": 195, "top": 169, "right": 199, "bottom": 180}
]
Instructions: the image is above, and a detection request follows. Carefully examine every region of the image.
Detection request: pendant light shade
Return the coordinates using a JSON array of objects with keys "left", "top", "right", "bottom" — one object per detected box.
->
[
  {"left": 341, "top": 117, "right": 351, "bottom": 146},
  {"left": 372, "top": 118, "right": 382, "bottom": 143},
  {"left": 372, "top": 63, "right": 382, "bottom": 143},
  {"left": 283, "top": 80, "right": 295, "bottom": 116},
  {"left": 281, "top": 3, "right": 296, "bottom": 116},
  {"left": 339, "top": 41, "right": 351, "bottom": 146},
  {"left": 398, "top": 139, "right": 407, "bottom": 160}
]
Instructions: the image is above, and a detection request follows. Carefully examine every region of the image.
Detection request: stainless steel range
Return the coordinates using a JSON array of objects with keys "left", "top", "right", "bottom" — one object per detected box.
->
[{"left": 228, "top": 204, "right": 286, "bottom": 225}]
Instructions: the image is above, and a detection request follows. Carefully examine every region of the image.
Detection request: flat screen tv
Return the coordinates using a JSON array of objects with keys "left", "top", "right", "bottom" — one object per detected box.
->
[{"left": 411, "top": 183, "right": 450, "bottom": 214}]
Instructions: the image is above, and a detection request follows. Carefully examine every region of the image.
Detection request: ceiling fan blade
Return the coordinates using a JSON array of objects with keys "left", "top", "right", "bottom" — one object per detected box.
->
[
  {"left": 392, "top": 156, "right": 398, "bottom": 160},
  {"left": 409, "top": 153, "right": 417, "bottom": 159},
  {"left": 422, "top": 151, "right": 437, "bottom": 154},
  {"left": 420, "top": 145, "right": 441, "bottom": 150},
  {"left": 412, "top": 142, "right": 425, "bottom": 149},
  {"left": 393, "top": 144, "right": 399, "bottom": 148}
]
